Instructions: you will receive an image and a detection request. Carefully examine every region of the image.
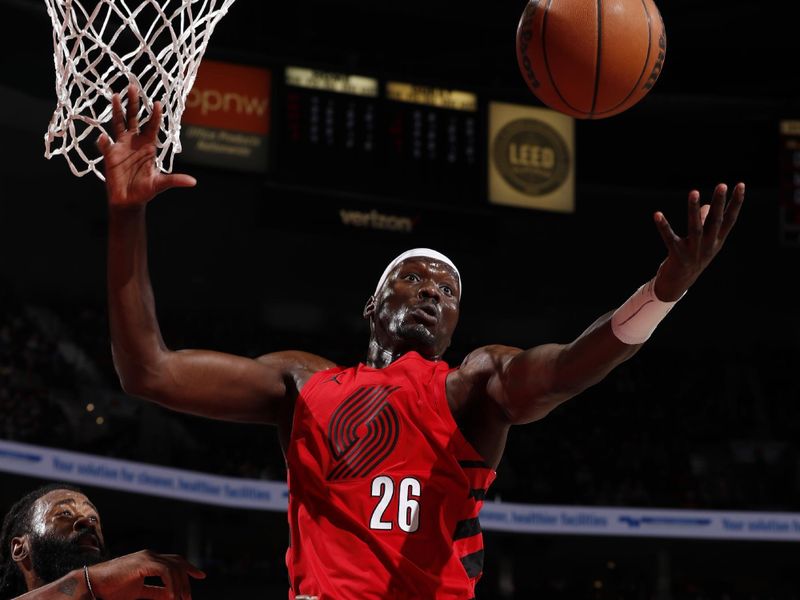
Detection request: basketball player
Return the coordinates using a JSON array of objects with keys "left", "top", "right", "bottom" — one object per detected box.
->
[
  {"left": 0, "top": 483, "right": 204, "bottom": 600},
  {"left": 99, "top": 86, "right": 743, "bottom": 599}
]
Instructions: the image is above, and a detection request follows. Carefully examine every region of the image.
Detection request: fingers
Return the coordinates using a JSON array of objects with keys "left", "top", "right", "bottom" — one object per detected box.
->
[
  {"left": 93, "top": 550, "right": 204, "bottom": 600},
  {"left": 653, "top": 210, "right": 680, "bottom": 253},
  {"left": 111, "top": 92, "right": 126, "bottom": 139},
  {"left": 699, "top": 203, "right": 711, "bottom": 225},
  {"left": 96, "top": 132, "right": 112, "bottom": 154},
  {"left": 141, "top": 101, "right": 163, "bottom": 143},
  {"left": 172, "top": 565, "right": 190, "bottom": 600},
  {"left": 141, "top": 555, "right": 201, "bottom": 600},
  {"left": 655, "top": 182, "right": 743, "bottom": 272},
  {"left": 169, "top": 554, "right": 205, "bottom": 599},
  {"left": 182, "top": 570, "right": 192, "bottom": 600},
  {"left": 160, "top": 554, "right": 204, "bottom": 600},
  {"left": 718, "top": 182, "right": 745, "bottom": 241},
  {"left": 686, "top": 189, "right": 703, "bottom": 242},
  {"left": 126, "top": 84, "right": 140, "bottom": 132},
  {"left": 154, "top": 173, "right": 197, "bottom": 196},
  {"left": 701, "top": 183, "right": 727, "bottom": 244},
  {"left": 109, "top": 84, "right": 161, "bottom": 142},
  {"left": 186, "top": 564, "right": 206, "bottom": 580},
  {"left": 164, "top": 554, "right": 205, "bottom": 580},
  {"left": 699, "top": 182, "right": 744, "bottom": 246},
  {"left": 152, "top": 563, "right": 181, "bottom": 600}
]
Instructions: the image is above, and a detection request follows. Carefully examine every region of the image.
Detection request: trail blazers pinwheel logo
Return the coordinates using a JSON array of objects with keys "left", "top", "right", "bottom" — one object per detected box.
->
[{"left": 327, "top": 385, "right": 401, "bottom": 481}]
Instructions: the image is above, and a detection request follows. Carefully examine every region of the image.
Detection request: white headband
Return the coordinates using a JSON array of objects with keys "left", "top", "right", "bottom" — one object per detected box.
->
[{"left": 374, "top": 248, "right": 461, "bottom": 299}]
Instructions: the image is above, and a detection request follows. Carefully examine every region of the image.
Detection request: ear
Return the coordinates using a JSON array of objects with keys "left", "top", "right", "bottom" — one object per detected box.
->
[
  {"left": 362, "top": 295, "right": 376, "bottom": 319},
  {"left": 11, "top": 535, "right": 30, "bottom": 563}
]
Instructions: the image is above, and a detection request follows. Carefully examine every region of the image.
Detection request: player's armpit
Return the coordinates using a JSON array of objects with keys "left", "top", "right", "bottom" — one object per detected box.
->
[{"left": 124, "top": 349, "right": 332, "bottom": 424}]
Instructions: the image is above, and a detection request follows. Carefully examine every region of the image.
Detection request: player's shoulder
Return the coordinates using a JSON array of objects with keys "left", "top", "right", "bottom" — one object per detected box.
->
[
  {"left": 446, "top": 345, "right": 524, "bottom": 417},
  {"left": 455, "top": 344, "right": 523, "bottom": 381}
]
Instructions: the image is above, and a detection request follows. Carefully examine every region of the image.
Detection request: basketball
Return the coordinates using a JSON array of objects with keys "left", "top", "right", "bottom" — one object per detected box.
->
[{"left": 516, "top": 0, "right": 666, "bottom": 119}]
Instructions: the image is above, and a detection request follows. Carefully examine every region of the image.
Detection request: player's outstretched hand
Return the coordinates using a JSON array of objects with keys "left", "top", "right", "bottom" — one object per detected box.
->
[
  {"left": 652, "top": 182, "right": 744, "bottom": 301},
  {"left": 97, "top": 85, "right": 196, "bottom": 208},
  {"left": 87, "top": 549, "right": 206, "bottom": 600}
]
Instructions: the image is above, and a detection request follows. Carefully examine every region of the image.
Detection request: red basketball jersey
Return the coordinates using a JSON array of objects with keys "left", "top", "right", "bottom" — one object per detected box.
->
[{"left": 286, "top": 351, "right": 496, "bottom": 600}]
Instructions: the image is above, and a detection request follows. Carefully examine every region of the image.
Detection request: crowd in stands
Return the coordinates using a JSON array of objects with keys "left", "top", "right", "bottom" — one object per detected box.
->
[
  {"left": 496, "top": 344, "right": 800, "bottom": 510},
  {"left": 0, "top": 296, "right": 73, "bottom": 447}
]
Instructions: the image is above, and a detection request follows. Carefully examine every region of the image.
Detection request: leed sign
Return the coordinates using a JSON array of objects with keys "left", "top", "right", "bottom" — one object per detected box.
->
[{"left": 488, "top": 101, "right": 574, "bottom": 213}]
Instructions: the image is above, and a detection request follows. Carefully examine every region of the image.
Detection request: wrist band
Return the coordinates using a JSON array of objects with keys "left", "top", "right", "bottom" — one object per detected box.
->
[
  {"left": 611, "top": 278, "right": 684, "bottom": 345},
  {"left": 83, "top": 566, "right": 97, "bottom": 600}
]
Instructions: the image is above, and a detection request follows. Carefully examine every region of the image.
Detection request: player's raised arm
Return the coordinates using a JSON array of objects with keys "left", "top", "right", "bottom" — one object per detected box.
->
[
  {"left": 100, "top": 86, "right": 333, "bottom": 424},
  {"left": 483, "top": 183, "right": 745, "bottom": 425}
]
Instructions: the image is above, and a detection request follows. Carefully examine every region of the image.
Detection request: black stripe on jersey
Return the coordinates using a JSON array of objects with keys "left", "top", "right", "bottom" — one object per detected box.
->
[
  {"left": 469, "top": 488, "right": 486, "bottom": 501},
  {"left": 458, "top": 460, "right": 490, "bottom": 469},
  {"left": 453, "top": 517, "right": 482, "bottom": 540},
  {"left": 460, "top": 549, "right": 485, "bottom": 579}
]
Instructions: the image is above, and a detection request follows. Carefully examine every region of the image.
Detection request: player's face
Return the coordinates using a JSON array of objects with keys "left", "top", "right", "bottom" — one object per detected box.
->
[
  {"left": 23, "top": 490, "right": 108, "bottom": 583},
  {"left": 369, "top": 258, "right": 460, "bottom": 357}
]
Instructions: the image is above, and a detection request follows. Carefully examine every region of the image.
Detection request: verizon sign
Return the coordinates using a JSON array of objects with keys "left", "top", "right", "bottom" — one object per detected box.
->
[{"left": 181, "top": 60, "right": 271, "bottom": 172}]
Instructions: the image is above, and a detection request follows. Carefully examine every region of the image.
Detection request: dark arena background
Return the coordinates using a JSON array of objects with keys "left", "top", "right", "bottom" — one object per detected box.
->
[{"left": 2, "top": 0, "right": 800, "bottom": 598}]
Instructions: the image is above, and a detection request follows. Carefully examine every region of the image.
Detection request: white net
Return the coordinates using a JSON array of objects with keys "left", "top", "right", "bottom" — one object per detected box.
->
[{"left": 44, "top": 0, "right": 237, "bottom": 180}]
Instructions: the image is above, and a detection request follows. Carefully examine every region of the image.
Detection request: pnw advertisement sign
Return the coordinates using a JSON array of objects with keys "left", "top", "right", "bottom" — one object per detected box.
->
[
  {"left": 181, "top": 60, "right": 272, "bottom": 172},
  {"left": 488, "top": 101, "right": 574, "bottom": 213}
]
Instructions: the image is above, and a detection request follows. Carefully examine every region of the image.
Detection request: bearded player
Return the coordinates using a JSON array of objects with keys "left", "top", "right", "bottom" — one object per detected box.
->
[
  {"left": 99, "top": 87, "right": 744, "bottom": 599},
  {"left": 0, "top": 483, "right": 203, "bottom": 600}
]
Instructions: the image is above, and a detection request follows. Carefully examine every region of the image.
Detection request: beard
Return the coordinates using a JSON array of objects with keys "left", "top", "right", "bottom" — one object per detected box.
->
[
  {"left": 397, "top": 321, "right": 436, "bottom": 348},
  {"left": 387, "top": 307, "right": 436, "bottom": 352},
  {"left": 29, "top": 530, "right": 109, "bottom": 585}
]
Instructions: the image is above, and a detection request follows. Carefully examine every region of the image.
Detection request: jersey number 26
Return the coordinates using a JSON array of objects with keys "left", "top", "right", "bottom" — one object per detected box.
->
[{"left": 370, "top": 475, "right": 421, "bottom": 533}]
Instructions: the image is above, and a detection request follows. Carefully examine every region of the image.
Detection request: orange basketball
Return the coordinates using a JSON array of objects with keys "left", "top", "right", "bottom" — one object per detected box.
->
[{"left": 516, "top": 0, "right": 666, "bottom": 119}]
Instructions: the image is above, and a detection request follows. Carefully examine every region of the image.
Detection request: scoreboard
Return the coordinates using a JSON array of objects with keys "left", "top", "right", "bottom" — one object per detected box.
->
[
  {"left": 279, "top": 66, "right": 380, "bottom": 192},
  {"left": 275, "top": 65, "right": 484, "bottom": 207},
  {"left": 384, "top": 82, "right": 480, "bottom": 207},
  {"left": 185, "top": 58, "right": 575, "bottom": 218}
]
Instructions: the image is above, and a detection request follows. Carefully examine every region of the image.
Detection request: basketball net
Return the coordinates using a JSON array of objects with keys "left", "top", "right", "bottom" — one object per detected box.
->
[{"left": 43, "top": 0, "right": 236, "bottom": 180}]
